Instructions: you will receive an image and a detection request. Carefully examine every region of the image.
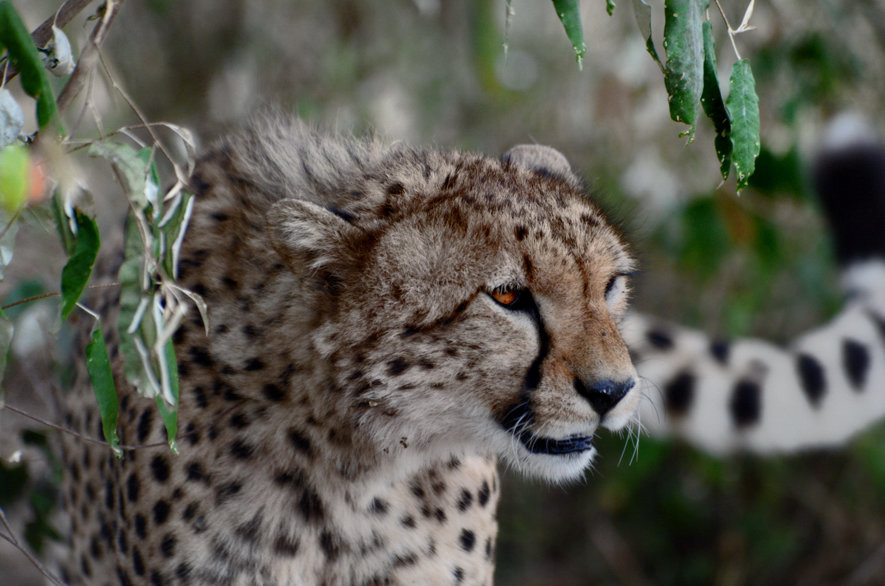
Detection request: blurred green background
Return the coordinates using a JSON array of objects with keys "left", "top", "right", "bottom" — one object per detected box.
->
[{"left": 3, "top": 0, "right": 885, "bottom": 583}]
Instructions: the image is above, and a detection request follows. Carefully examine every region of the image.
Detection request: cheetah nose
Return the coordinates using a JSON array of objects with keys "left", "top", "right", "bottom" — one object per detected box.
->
[{"left": 573, "top": 378, "right": 635, "bottom": 417}]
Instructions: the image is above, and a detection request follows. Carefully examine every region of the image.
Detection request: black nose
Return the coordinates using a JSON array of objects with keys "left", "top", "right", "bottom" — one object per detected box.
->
[{"left": 574, "top": 378, "right": 635, "bottom": 416}]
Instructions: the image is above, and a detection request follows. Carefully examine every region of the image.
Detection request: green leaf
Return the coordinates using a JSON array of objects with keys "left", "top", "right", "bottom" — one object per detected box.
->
[
  {"left": 155, "top": 338, "right": 179, "bottom": 453},
  {"left": 606, "top": 0, "right": 616, "bottom": 16},
  {"left": 88, "top": 140, "right": 150, "bottom": 209},
  {"left": 0, "top": 2, "right": 59, "bottom": 129},
  {"left": 160, "top": 192, "right": 194, "bottom": 279},
  {"left": 700, "top": 20, "right": 732, "bottom": 180},
  {"left": 662, "top": 0, "right": 705, "bottom": 139},
  {"left": 552, "top": 0, "right": 587, "bottom": 69},
  {"left": 85, "top": 326, "right": 122, "bottom": 459},
  {"left": 726, "top": 59, "right": 760, "bottom": 191},
  {"left": 117, "top": 215, "right": 155, "bottom": 397},
  {"left": 631, "top": 0, "right": 663, "bottom": 69},
  {"left": 60, "top": 209, "right": 100, "bottom": 320}
]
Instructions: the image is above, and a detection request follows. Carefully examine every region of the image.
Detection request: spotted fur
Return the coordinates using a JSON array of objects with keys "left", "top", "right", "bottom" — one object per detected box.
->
[{"left": 59, "top": 115, "right": 639, "bottom": 584}]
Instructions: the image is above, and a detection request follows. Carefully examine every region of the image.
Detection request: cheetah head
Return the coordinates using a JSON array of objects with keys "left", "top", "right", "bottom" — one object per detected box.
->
[{"left": 266, "top": 144, "right": 639, "bottom": 482}]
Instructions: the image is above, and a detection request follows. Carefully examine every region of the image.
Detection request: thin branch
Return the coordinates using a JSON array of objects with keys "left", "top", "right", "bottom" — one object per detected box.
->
[
  {"left": 0, "top": 508, "right": 64, "bottom": 586},
  {"left": 2, "top": 399, "right": 247, "bottom": 452},
  {"left": 1, "top": 282, "right": 119, "bottom": 311},
  {"left": 55, "top": 0, "right": 125, "bottom": 115}
]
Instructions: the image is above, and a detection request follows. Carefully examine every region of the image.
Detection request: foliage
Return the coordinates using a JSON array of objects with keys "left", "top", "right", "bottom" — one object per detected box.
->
[{"left": 550, "top": 0, "right": 761, "bottom": 189}]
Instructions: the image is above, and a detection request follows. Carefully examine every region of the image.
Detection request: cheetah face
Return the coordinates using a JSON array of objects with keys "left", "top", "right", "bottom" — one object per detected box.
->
[{"left": 268, "top": 147, "right": 639, "bottom": 482}]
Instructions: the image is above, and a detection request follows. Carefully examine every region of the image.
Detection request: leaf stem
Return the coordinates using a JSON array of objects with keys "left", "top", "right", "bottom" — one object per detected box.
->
[
  {"left": 1, "top": 282, "right": 119, "bottom": 311},
  {"left": 712, "top": 0, "right": 742, "bottom": 60}
]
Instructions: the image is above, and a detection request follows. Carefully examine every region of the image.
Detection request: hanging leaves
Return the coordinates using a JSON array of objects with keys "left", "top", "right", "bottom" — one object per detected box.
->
[
  {"left": 662, "top": 0, "right": 705, "bottom": 140},
  {"left": 85, "top": 326, "right": 121, "bottom": 459},
  {"left": 726, "top": 59, "right": 760, "bottom": 191},
  {"left": 0, "top": 1, "right": 59, "bottom": 129},
  {"left": 551, "top": 0, "right": 587, "bottom": 70},
  {"left": 59, "top": 209, "right": 100, "bottom": 321}
]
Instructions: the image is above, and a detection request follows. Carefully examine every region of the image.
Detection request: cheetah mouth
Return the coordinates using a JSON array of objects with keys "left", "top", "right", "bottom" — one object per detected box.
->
[{"left": 519, "top": 433, "right": 594, "bottom": 455}]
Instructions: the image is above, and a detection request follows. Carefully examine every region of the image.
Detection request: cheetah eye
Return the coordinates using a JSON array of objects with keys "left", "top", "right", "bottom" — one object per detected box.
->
[{"left": 489, "top": 286, "right": 525, "bottom": 309}]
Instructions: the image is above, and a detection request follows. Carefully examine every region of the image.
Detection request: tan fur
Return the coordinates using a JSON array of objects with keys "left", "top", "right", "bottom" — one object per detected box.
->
[{"left": 59, "top": 115, "right": 638, "bottom": 584}]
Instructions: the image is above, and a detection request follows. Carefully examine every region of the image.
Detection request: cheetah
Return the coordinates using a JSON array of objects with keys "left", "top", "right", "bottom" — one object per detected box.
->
[
  {"left": 60, "top": 114, "right": 639, "bottom": 585},
  {"left": 58, "top": 114, "right": 885, "bottom": 584}
]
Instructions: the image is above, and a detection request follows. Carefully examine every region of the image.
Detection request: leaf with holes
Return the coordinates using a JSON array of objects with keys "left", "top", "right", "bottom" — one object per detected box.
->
[
  {"left": 662, "top": 0, "right": 704, "bottom": 140},
  {"left": 85, "top": 326, "right": 121, "bottom": 458},
  {"left": 551, "top": 0, "right": 587, "bottom": 69},
  {"left": 726, "top": 59, "right": 760, "bottom": 191},
  {"left": 60, "top": 209, "right": 100, "bottom": 321},
  {"left": 0, "top": 2, "right": 59, "bottom": 129},
  {"left": 701, "top": 20, "right": 732, "bottom": 180}
]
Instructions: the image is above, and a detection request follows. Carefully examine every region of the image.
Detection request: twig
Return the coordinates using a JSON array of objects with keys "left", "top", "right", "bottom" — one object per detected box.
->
[
  {"left": 55, "top": 0, "right": 125, "bottom": 115},
  {"left": 0, "top": 508, "right": 64, "bottom": 586},
  {"left": 2, "top": 399, "right": 247, "bottom": 452},
  {"left": 1, "top": 282, "right": 119, "bottom": 311},
  {"left": 713, "top": 0, "right": 756, "bottom": 62}
]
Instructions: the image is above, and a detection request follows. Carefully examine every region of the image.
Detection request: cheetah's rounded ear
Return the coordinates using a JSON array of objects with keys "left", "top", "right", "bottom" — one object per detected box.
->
[
  {"left": 267, "top": 198, "right": 363, "bottom": 292},
  {"left": 502, "top": 144, "right": 575, "bottom": 180}
]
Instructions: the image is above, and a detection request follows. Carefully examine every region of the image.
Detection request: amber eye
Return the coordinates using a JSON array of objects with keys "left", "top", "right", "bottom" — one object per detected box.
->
[{"left": 491, "top": 290, "right": 518, "bottom": 306}]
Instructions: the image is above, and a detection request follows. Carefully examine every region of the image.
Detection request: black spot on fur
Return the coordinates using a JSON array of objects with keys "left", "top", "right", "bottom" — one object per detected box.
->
[
  {"left": 796, "top": 353, "right": 827, "bottom": 406},
  {"left": 843, "top": 339, "right": 870, "bottom": 390},
  {"left": 369, "top": 498, "right": 388, "bottom": 515},
  {"left": 288, "top": 428, "right": 313, "bottom": 456},
  {"left": 153, "top": 499, "right": 171, "bottom": 525},
  {"left": 274, "top": 534, "right": 300, "bottom": 556},
  {"left": 729, "top": 379, "right": 762, "bottom": 427},
  {"left": 664, "top": 371, "right": 695, "bottom": 416},
  {"left": 299, "top": 487, "right": 325, "bottom": 522},
  {"left": 150, "top": 455, "right": 170, "bottom": 483},
  {"left": 514, "top": 225, "right": 528, "bottom": 241},
  {"left": 478, "top": 481, "right": 491, "bottom": 507},
  {"left": 401, "top": 515, "right": 417, "bottom": 529},
  {"left": 126, "top": 473, "right": 139, "bottom": 502},
  {"left": 710, "top": 339, "right": 730, "bottom": 365},
  {"left": 387, "top": 358, "right": 410, "bottom": 376},
  {"left": 459, "top": 529, "right": 476, "bottom": 552},
  {"left": 136, "top": 409, "right": 153, "bottom": 443},
  {"left": 262, "top": 383, "right": 287, "bottom": 402},
  {"left": 182, "top": 502, "right": 198, "bottom": 521},
  {"left": 186, "top": 461, "right": 206, "bottom": 482},
  {"left": 215, "top": 480, "right": 243, "bottom": 505},
  {"left": 175, "top": 563, "right": 191, "bottom": 580},
  {"left": 319, "top": 531, "right": 340, "bottom": 561},
  {"left": 244, "top": 357, "right": 265, "bottom": 371},
  {"left": 132, "top": 548, "right": 145, "bottom": 576},
  {"left": 453, "top": 566, "right": 465, "bottom": 583},
  {"left": 229, "top": 412, "right": 250, "bottom": 429},
  {"left": 134, "top": 514, "right": 147, "bottom": 539},
  {"left": 646, "top": 329, "right": 674, "bottom": 351},
  {"left": 160, "top": 533, "right": 176, "bottom": 558},
  {"left": 230, "top": 439, "right": 256, "bottom": 460},
  {"left": 189, "top": 346, "right": 213, "bottom": 367},
  {"left": 386, "top": 182, "right": 405, "bottom": 195},
  {"left": 457, "top": 489, "right": 473, "bottom": 512}
]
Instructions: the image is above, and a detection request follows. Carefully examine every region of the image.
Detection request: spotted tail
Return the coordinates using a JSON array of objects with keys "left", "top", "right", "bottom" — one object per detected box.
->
[{"left": 625, "top": 123, "right": 885, "bottom": 453}]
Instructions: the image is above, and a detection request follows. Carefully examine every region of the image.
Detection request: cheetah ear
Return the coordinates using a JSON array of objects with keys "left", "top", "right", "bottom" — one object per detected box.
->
[
  {"left": 267, "top": 198, "right": 363, "bottom": 292},
  {"left": 502, "top": 144, "right": 575, "bottom": 180}
]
